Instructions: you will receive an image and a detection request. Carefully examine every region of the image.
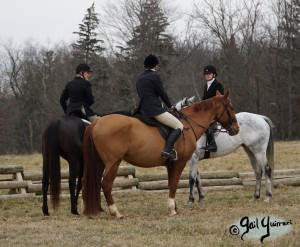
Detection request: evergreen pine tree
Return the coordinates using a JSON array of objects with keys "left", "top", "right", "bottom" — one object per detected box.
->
[
  {"left": 73, "top": 2, "right": 104, "bottom": 63},
  {"left": 114, "top": 0, "right": 176, "bottom": 109},
  {"left": 126, "top": 0, "right": 175, "bottom": 64}
]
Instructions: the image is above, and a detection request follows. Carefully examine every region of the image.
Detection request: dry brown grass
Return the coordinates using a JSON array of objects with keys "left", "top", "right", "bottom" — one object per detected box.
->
[
  {"left": 0, "top": 141, "right": 299, "bottom": 246},
  {"left": 134, "top": 141, "right": 300, "bottom": 175},
  {"left": 0, "top": 187, "right": 299, "bottom": 247},
  {"left": 0, "top": 141, "right": 299, "bottom": 173}
]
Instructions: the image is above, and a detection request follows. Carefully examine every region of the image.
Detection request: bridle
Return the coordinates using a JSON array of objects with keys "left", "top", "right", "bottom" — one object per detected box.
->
[
  {"left": 215, "top": 98, "right": 238, "bottom": 134},
  {"left": 175, "top": 97, "right": 237, "bottom": 141}
]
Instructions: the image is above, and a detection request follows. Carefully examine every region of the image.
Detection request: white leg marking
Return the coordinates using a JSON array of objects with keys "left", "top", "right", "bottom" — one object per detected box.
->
[
  {"left": 108, "top": 204, "right": 124, "bottom": 218},
  {"left": 167, "top": 198, "right": 177, "bottom": 216}
]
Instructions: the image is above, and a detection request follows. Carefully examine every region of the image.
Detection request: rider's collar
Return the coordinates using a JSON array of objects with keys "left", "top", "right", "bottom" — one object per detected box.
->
[
  {"left": 76, "top": 74, "right": 84, "bottom": 79},
  {"left": 206, "top": 78, "right": 215, "bottom": 89}
]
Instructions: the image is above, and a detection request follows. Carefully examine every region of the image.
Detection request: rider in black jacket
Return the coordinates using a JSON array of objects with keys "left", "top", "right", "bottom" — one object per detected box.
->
[
  {"left": 136, "top": 54, "right": 183, "bottom": 161},
  {"left": 60, "top": 63, "right": 99, "bottom": 122},
  {"left": 202, "top": 65, "right": 224, "bottom": 152}
]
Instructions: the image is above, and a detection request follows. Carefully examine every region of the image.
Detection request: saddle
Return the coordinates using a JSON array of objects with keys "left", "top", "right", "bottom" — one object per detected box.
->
[{"left": 133, "top": 114, "right": 172, "bottom": 140}]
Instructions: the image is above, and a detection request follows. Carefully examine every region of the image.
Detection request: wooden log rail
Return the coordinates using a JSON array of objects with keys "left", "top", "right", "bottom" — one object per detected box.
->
[
  {"left": 1, "top": 164, "right": 300, "bottom": 200},
  {"left": 137, "top": 171, "right": 242, "bottom": 190},
  {"left": 0, "top": 165, "right": 137, "bottom": 199},
  {"left": 0, "top": 165, "right": 35, "bottom": 200},
  {"left": 24, "top": 165, "right": 138, "bottom": 194},
  {"left": 22, "top": 166, "right": 136, "bottom": 181},
  {"left": 136, "top": 170, "right": 300, "bottom": 190}
]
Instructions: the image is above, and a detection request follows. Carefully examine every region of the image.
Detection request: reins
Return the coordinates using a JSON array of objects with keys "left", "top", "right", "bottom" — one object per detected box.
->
[
  {"left": 176, "top": 96, "right": 235, "bottom": 141},
  {"left": 176, "top": 111, "right": 206, "bottom": 141}
]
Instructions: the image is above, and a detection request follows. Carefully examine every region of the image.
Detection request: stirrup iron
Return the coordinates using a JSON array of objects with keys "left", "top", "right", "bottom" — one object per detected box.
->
[{"left": 162, "top": 149, "right": 178, "bottom": 161}]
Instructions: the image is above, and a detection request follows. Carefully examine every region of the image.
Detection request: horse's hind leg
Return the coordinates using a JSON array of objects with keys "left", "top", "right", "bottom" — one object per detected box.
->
[
  {"left": 102, "top": 160, "right": 123, "bottom": 218},
  {"left": 42, "top": 157, "right": 50, "bottom": 216},
  {"left": 75, "top": 161, "right": 83, "bottom": 204},
  {"left": 252, "top": 152, "right": 273, "bottom": 202},
  {"left": 264, "top": 163, "right": 272, "bottom": 202},
  {"left": 69, "top": 160, "right": 80, "bottom": 215},
  {"left": 252, "top": 169, "right": 263, "bottom": 201}
]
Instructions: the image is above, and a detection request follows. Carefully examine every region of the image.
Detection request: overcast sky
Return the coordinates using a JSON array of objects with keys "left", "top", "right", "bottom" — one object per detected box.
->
[{"left": 0, "top": 0, "right": 193, "bottom": 47}]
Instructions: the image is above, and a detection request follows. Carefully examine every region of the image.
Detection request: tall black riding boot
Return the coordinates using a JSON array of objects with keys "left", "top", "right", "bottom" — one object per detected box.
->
[
  {"left": 205, "top": 128, "right": 217, "bottom": 152},
  {"left": 162, "top": 128, "right": 182, "bottom": 160}
]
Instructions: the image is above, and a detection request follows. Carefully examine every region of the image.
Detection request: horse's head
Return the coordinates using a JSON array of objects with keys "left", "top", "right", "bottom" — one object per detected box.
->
[
  {"left": 214, "top": 91, "right": 239, "bottom": 136},
  {"left": 175, "top": 96, "right": 195, "bottom": 110}
]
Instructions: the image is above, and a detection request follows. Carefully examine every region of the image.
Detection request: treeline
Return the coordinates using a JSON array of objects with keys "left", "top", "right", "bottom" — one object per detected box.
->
[{"left": 0, "top": 0, "right": 299, "bottom": 153}]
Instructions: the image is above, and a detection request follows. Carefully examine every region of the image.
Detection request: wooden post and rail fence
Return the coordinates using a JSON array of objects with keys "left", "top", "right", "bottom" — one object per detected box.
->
[{"left": 1, "top": 165, "right": 300, "bottom": 200}]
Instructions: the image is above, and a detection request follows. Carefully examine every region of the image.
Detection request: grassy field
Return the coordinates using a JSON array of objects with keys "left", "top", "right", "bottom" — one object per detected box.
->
[{"left": 0, "top": 141, "right": 299, "bottom": 246}]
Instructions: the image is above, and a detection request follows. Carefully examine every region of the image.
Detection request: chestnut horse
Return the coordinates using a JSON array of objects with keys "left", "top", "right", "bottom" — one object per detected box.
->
[{"left": 82, "top": 91, "right": 239, "bottom": 217}]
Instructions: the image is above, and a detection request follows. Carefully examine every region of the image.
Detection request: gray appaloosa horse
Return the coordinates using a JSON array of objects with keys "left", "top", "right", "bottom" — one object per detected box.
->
[{"left": 176, "top": 97, "right": 275, "bottom": 205}]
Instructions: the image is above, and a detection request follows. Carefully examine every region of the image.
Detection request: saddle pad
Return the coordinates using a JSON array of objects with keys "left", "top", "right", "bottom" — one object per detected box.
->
[{"left": 133, "top": 114, "right": 171, "bottom": 140}]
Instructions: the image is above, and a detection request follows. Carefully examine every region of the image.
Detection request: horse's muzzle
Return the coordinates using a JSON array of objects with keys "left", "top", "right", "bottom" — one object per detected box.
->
[{"left": 228, "top": 126, "right": 240, "bottom": 136}]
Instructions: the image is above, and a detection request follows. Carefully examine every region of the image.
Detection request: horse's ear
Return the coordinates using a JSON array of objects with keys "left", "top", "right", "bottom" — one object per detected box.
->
[
  {"left": 224, "top": 90, "right": 229, "bottom": 99},
  {"left": 216, "top": 90, "right": 221, "bottom": 96},
  {"left": 188, "top": 96, "right": 195, "bottom": 104}
]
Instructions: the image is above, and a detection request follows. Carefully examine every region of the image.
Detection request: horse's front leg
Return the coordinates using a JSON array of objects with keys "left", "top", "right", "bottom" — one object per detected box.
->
[
  {"left": 102, "top": 160, "right": 124, "bottom": 219},
  {"left": 195, "top": 171, "right": 205, "bottom": 203},
  {"left": 185, "top": 155, "right": 198, "bottom": 205},
  {"left": 167, "top": 159, "right": 187, "bottom": 216},
  {"left": 185, "top": 149, "right": 202, "bottom": 206}
]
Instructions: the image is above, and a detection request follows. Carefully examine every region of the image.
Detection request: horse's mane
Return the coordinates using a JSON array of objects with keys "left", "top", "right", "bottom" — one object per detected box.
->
[{"left": 182, "top": 97, "right": 214, "bottom": 113}]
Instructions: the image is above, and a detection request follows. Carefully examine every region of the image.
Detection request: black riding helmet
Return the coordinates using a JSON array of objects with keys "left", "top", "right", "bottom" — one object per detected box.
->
[
  {"left": 203, "top": 65, "right": 217, "bottom": 77},
  {"left": 76, "top": 63, "right": 93, "bottom": 74},
  {"left": 144, "top": 54, "right": 159, "bottom": 69}
]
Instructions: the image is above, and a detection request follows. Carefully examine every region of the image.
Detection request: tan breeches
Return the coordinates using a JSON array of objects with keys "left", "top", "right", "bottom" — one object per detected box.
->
[
  {"left": 154, "top": 112, "right": 183, "bottom": 130},
  {"left": 81, "top": 106, "right": 99, "bottom": 122}
]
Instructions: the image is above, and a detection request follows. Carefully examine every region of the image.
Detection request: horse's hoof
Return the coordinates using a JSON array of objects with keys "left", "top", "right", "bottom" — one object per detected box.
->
[
  {"left": 184, "top": 200, "right": 193, "bottom": 206},
  {"left": 169, "top": 211, "right": 178, "bottom": 216},
  {"left": 98, "top": 207, "right": 105, "bottom": 213},
  {"left": 42, "top": 208, "right": 49, "bottom": 216},
  {"left": 198, "top": 199, "right": 204, "bottom": 204},
  {"left": 250, "top": 197, "right": 259, "bottom": 202},
  {"left": 108, "top": 204, "right": 123, "bottom": 219},
  {"left": 71, "top": 209, "right": 80, "bottom": 215}
]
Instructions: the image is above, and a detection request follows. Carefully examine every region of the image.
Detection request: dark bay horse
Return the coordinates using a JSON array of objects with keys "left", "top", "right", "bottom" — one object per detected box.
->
[
  {"left": 42, "top": 115, "right": 87, "bottom": 215},
  {"left": 82, "top": 91, "right": 240, "bottom": 217}
]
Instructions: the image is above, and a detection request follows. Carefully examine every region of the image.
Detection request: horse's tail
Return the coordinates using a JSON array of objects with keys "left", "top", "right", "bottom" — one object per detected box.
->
[
  {"left": 263, "top": 116, "right": 275, "bottom": 180},
  {"left": 82, "top": 124, "right": 103, "bottom": 215},
  {"left": 42, "top": 119, "right": 61, "bottom": 210}
]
